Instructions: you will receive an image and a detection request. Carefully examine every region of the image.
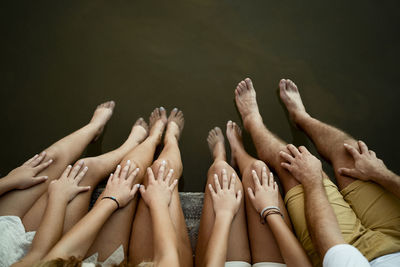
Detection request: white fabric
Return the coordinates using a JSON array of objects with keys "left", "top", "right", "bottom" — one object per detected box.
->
[
  {"left": 225, "top": 261, "right": 286, "bottom": 267},
  {"left": 323, "top": 244, "right": 370, "bottom": 267},
  {"left": 370, "top": 251, "right": 400, "bottom": 267},
  {"left": 0, "top": 216, "right": 36, "bottom": 267},
  {"left": 83, "top": 244, "right": 125, "bottom": 266}
]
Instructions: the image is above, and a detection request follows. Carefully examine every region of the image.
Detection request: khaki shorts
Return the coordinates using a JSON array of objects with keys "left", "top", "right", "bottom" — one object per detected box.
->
[{"left": 284, "top": 178, "right": 400, "bottom": 267}]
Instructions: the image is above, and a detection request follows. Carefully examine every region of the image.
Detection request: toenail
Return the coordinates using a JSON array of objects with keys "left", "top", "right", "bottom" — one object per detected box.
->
[{"left": 160, "top": 107, "right": 165, "bottom": 110}]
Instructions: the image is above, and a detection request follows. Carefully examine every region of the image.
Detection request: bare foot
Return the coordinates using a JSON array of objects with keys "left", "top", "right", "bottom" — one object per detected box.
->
[
  {"left": 90, "top": 101, "right": 115, "bottom": 141},
  {"left": 165, "top": 108, "right": 185, "bottom": 141},
  {"left": 149, "top": 107, "right": 168, "bottom": 142},
  {"left": 279, "top": 79, "right": 309, "bottom": 124},
  {"left": 130, "top": 117, "right": 149, "bottom": 144},
  {"left": 235, "top": 78, "right": 262, "bottom": 129},
  {"left": 226, "top": 120, "right": 244, "bottom": 168},
  {"left": 207, "top": 127, "right": 226, "bottom": 161}
]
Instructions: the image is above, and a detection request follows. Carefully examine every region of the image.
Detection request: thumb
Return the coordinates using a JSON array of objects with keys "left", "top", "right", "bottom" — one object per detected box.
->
[
  {"left": 338, "top": 168, "right": 358, "bottom": 178},
  {"left": 32, "top": 176, "right": 49, "bottom": 185},
  {"left": 139, "top": 184, "right": 146, "bottom": 195},
  {"left": 130, "top": 184, "right": 140, "bottom": 197},
  {"left": 247, "top": 187, "right": 255, "bottom": 201},
  {"left": 236, "top": 190, "right": 242, "bottom": 206},
  {"left": 78, "top": 186, "right": 91, "bottom": 193}
]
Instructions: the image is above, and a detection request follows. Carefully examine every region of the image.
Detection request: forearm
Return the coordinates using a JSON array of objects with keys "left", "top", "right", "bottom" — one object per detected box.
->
[
  {"left": 150, "top": 205, "right": 179, "bottom": 263},
  {"left": 0, "top": 176, "right": 16, "bottom": 195},
  {"left": 44, "top": 200, "right": 116, "bottom": 260},
  {"left": 373, "top": 170, "right": 400, "bottom": 198},
  {"left": 204, "top": 213, "right": 233, "bottom": 267},
  {"left": 266, "top": 215, "right": 312, "bottom": 267},
  {"left": 303, "top": 181, "right": 344, "bottom": 258}
]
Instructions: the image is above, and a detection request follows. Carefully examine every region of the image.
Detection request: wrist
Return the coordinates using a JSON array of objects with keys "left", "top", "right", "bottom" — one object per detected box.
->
[
  {"left": 374, "top": 168, "right": 394, "bottom": 183},
  {"left": 100, "top": 197, "right": 119, "bottom": 211},
  {"left": 215, "top": 211, "right": 235, "bottom": 221},
  {"left": 48, "top": 191, "right": 69, "bottom": 204}
]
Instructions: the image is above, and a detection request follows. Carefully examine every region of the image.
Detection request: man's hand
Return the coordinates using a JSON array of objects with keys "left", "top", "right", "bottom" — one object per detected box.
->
[
  {"left": 338, "top": 140, "right": 390, "bottom": 181},
  {"left": 280, "top": 144, "right": 323, "bottom": 187},
  {"left": 208, "top": 169, "right": 242, "bottom": 218}
]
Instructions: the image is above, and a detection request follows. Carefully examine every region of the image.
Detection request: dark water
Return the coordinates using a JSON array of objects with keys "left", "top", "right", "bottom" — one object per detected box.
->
[{"left": 1, "top": 0, "right": 399, "bottom": 192}]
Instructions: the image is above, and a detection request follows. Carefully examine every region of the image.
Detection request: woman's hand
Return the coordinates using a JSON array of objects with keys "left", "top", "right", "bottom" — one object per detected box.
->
[
  {"left": 5, "top": 151, "right": 53, "bottom": 189},
  {"left": 280, "top": 144, "right": 323, "bottom": 187},
  {"left": 102, "top": 160, "right": 140, "bottom": 208},
  {"left": 208, "top": 169, "right": 242, "bottom": 218},
  {"left": 48, "top": 160, "right": 90, "bottom": 202},
  {"left": 338, "top": 141, "right": 390, "bottom": 181},
  {"left": 139, "top": 161, "right": 178, "bottom": 209},
  {"left": 247, "top": 166, "right": 279, "bottom": 213}
]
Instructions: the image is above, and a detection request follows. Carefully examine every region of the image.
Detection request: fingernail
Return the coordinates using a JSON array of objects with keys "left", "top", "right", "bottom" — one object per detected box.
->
[
  {"left": 175, "top": 179, "right": 178, "bottom": 182},
  {"left": 162, "top": 160, "right": 166, "bottom": 165},
  {"left": 117, "top": 165, "right": 121, "bottom": 168},
  {"left": 136, "top": 184, "right": 141, "bottom": 188},
  {"left": 84, "top": 167, "right": 88, "bottom": 171},
  {"left": 44, "top": 176, "right": 48, "bottom": 179},
  {"left": 49, "top": 159, "right": 53, "bottom": 163},
  {"left": 252, "top": 170, "right": 256, "bottom": 174},
  {"left": 136, "top": 168, "right": 139, "bottom": 171},
  {"left": 127, "top": 160, "right": 131, "bottom": 165}
]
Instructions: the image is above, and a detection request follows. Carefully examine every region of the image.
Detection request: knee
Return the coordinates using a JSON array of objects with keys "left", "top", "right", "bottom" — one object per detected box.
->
[
  {"left": 244, "top": 160, "right": 269, "bottom": 178},
  {"left": 151, "top": 158, "right": 182, "bottom": 178},
  {"left": 208, "top": 160, "right": 230, "bottom": 176}
]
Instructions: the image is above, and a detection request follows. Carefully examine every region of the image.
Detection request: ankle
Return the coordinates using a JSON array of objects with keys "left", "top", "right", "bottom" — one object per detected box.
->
[{"left": 243, "top": 113, "right": 263, "bottom": 131}]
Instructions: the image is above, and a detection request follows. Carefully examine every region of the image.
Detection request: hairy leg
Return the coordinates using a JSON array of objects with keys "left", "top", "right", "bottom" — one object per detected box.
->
[
  {"left": 22, "top": 117, "right": 149, "bottom": 232},
  {"left": 195, "top": 127, "right": 250, "bottom": 267},
  {"left": 86, "top": 108, "right": 168, "bottom": 260},
  {"left": 279, "top": 78, "right": 357, "bottom": 190},
  {"left": 129, "top": 109, "right": 193, "bottom": 267},
  {"left": 226, "top": 120, "right": 290, "bottom": 263},
  {"left": 0, "top": 101, "right": 115, "bottom": 218}
]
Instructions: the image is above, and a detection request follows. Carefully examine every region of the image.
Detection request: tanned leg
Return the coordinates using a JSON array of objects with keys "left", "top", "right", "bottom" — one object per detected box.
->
[
  {"left": 86, "top": 108, "right": 168, "bottom": 260},
  {"left": 226, "top": 120, "right": 291, "bottom": 264},
  {"left": 129, "top": 109, "right": 193, "bottom": 267},
  {"left": 279, "top": 79, "right": 357, "bottom": 190},
  {"left": 0, "top": 101, "right": 115, "bottom": 218},
  {"left": 195, "top": 127, "right": 250, "bottom": 267},
  {"left": 22, "top": 116, "right": 149, "bottom": 232}
]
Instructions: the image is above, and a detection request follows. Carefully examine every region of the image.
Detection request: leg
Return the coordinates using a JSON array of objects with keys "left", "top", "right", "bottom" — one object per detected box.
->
[
  {"left": 129, "top": 109, "right": 193, "bottom": 267},
  {"left": 195, "top": 127, "right": 250, "bottom": 267},
  {"left": 0, "top": 101, "right": 115, "bottom": 218},
  {"left": 226, "top": 120, "right": 290, "bottom": 264},
  {"left": 22, "top": 117, "right": 149, "bottom": 232},
  {"left": 86, "top": 108, "right": 168, "bottom": 260}
]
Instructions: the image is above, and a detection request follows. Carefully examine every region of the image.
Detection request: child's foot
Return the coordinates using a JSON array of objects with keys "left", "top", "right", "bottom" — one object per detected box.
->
[
  {"left": 234, "top": 78, "right": 263, "bottom": 129},
  {"left": 165, "top": 108, "right": 185, "bottom": 141},
  {"left": 226, "top": 120, "right": 244, "bottom": 168},
  {"left": 207, "top": 127, "right": 226, "bottom": 161},
  {"left": 90, "top": 101, "right": 115, "bottom": 141},
  {"left": 148, "top": 107, "right": 168, "bottom": 142},
  {"left": 279, "top": 79, "right": 310, "bottom": 125}
]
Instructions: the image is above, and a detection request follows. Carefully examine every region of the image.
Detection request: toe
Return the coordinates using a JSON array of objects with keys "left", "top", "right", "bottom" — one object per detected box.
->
[
  {"left": 279, "top": 79, "right": 287, "bottom": 90},
  {"left": 244, "top": 78, "right": 253, "bottom": 90}
]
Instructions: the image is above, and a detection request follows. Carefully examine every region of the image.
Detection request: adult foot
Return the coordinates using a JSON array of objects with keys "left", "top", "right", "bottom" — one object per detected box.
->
[
  {"left": 235, "top": 78, "right": 262, "bottom": 129},
  {"left": 279, "top": 79, "right": 309, "bottom": 124},
  {"left": 226, "top": 120, "right": 244, "bottom": 168},
  {"left": 149, "top": 107, "right": 168, "bottom": 142},
  {"left": 207, "top": 127, "right": 226, "bottom": 161},
  {"left": 165, "top": 108, "right": 184, "bottom": 141},
  {"left": 130, "top": 117, "right": 149, "bottom": 144},
  {"left": 90, "top": 100, "right": 116, "bottom": 141}
]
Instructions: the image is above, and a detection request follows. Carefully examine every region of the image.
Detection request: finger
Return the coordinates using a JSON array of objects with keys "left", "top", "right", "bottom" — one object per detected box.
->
[
  {"left": 208, "top": 184, "right": 216, "bottom": 197},
  {"left": 24, "top": 154, "right": 39, "bottom": 165},
  {"left": 31, "top": 176, "right": 48, "bottom": 186},
  {"left": 229, "top": 173, "right": 236, "bottom": 190},
  {"left": 279, "top": 151, "right": 295, "bottom": 163},
  {"left": 74, "top": 166, "right": 89, "bottom": 184},
  {"left": 298, "top": 146, "right": 309, "bottom": 154},
  {"left": 338, "top": 167, "right": 358, "bottom": 178},
  {"left": 114, "top": 165, "right": 122, "bottom": 178},
  {"left": 130, "top": 184, "right": 141, "bottom": 197},
  {"left": 164, "top": 169, "right": 174, "bottom": 185},
  {"left": 158, "top": 161, "right": 166, "bottom": 181},
  {"left": 120, "top": 161, "right": 131, "bottom": 179},
  {"left": 139, "top": 184, "right": 146, "bottom": 195},
  {"left": 34, "top": 159, "right": 53, "bottom": 174},
  {"left": 61, "top": 165, "right": 73, "bottom": 178},
  {"left": 221, "top": 169, "right": 229, "bottom": 189},
  {"left": 127, "top": 168, "right": 140, "bottom": 186},
  {"left": 236, "top": 190, "right": 242, "bottom": 205},
  {"left": 169, "top": 179, "right": 178, "bottom": 191},
  {"left": 274, "top": 182, "right": 278, "bottom": 191},
  {"left": 358, "top": 140, "right": 369, "bottom": 154},
  {"left": 343, "top": 144, "right": 360, "bottom": 159},
  {"left": 30, "top": 151, "right": 46, "bottom": 167},
  {"left": 261, "top": 167, "right": 268, "bottom": 186},
  {"left": 280, "top": 162, "right": 292, "bottom": 172},
  {"left": 251, "top": 170, "right": 261, "bottom": 188},
  {"left": 214, "top": 174, "right": 222, "bottom": 192},
  {"left": 247, "top": 187, "right": 256, "bottom": 201},
  {"left": 369, "top": 150, "right": 376, "bottom": 157},
  {"left": 69, "top": 160, "right": 84, "bottom": 178},
  {"left": 77, "top": 185, "right": 91, "bottom": 193},
  {"left": 147, "top": 167, "right": 156, "bottom": 183},
  {"left": 287, "top": 144, "right": 301, "bottom": 157},
  {"left": 269, "top": 172, "right": 274, "bottom": 187}
]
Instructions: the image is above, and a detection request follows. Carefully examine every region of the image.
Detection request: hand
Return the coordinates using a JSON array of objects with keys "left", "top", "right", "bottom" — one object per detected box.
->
[
  {"left": 280, "top": 144, "right": 323, "bottom": 187},
  {"left": 102, "top": 160, "right": 140, "bottom": 208},
  {"left": 247, "top": 167, "right": 279, "bottom": 213},
  {"left": 48, "top": 160, "right": 91, "bottom": 202},
  {"left": 338, "top": 140, "right": 390, "bottom": 181},
  {"left": 208, "top": 169, "right": 242, "bottom": 218},
  {"left": 139, "top": 161, "right": 178, "bottom": 209},
  {"left": 6, "top": 151, "right": 53, "bottom": 189}
]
